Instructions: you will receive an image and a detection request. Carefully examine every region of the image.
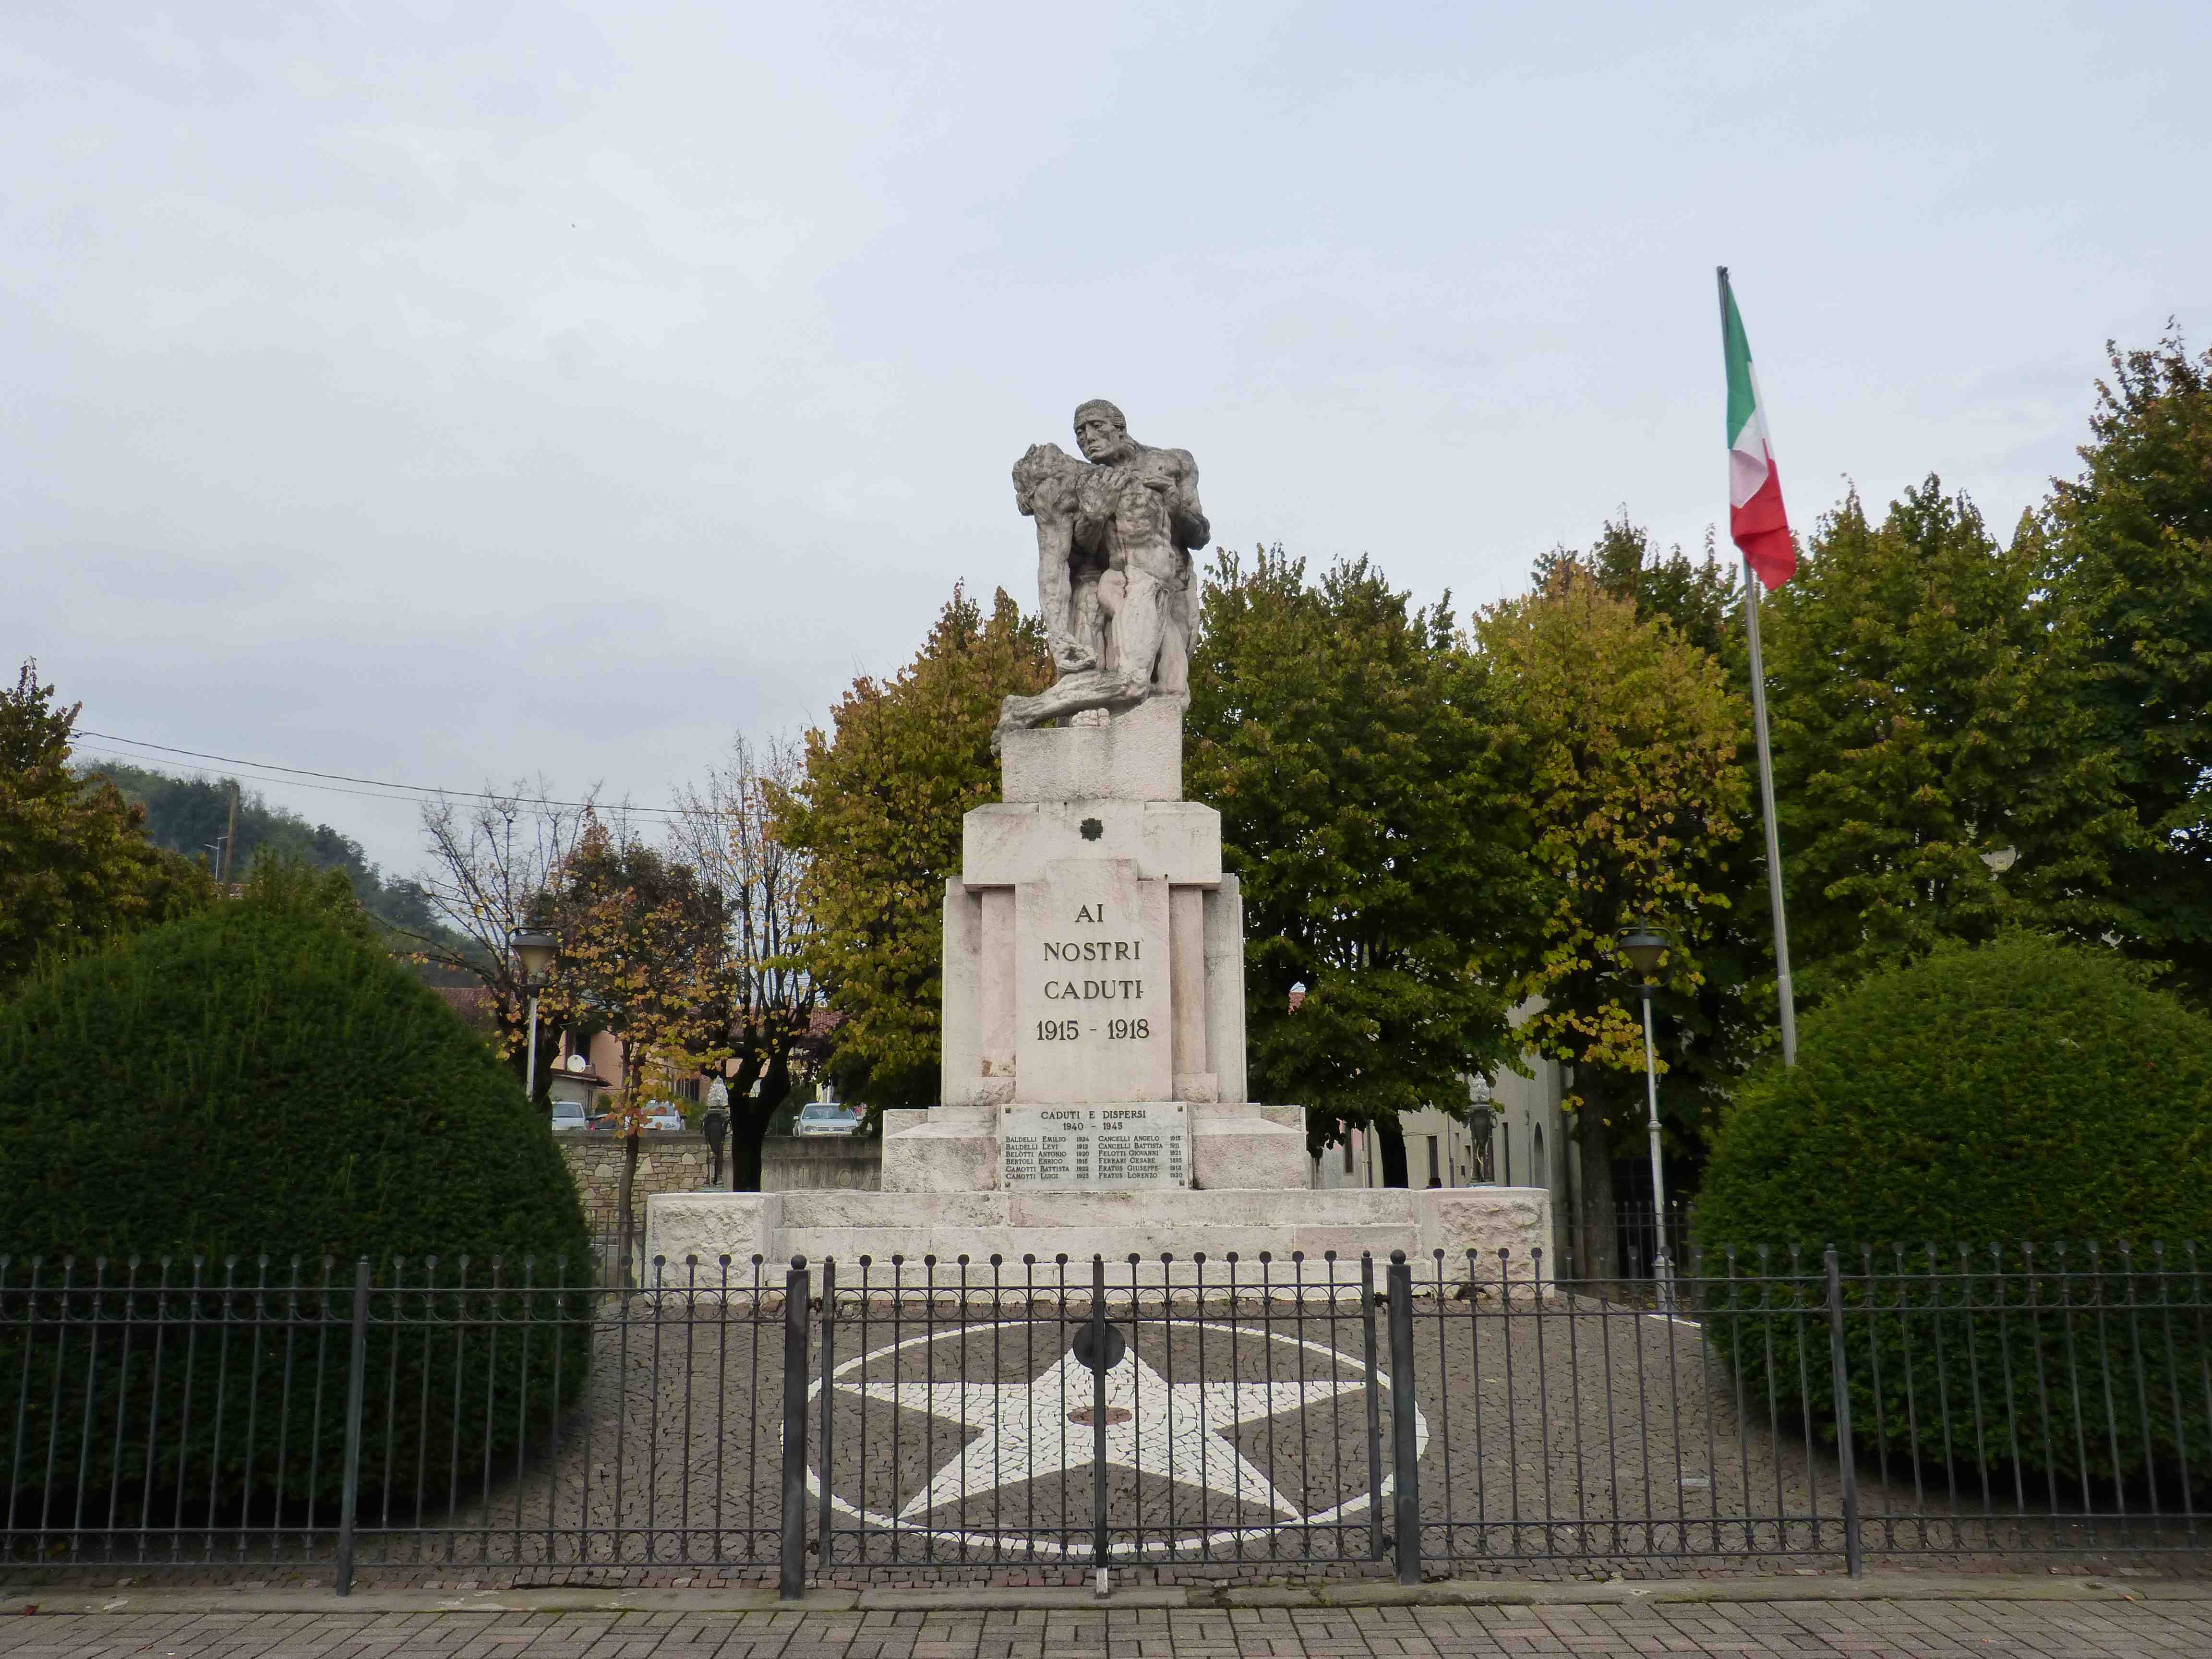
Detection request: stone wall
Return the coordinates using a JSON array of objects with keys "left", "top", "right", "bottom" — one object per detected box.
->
[
  {"left": 762, "top": 1136, "right": 882, "bottom": 1192},
  {"left": 562, "top": 1133, "right": 883, "bottom": 1232},
  {"left": 560, "top": 1132, "right": 713, "bottom": 1235}
]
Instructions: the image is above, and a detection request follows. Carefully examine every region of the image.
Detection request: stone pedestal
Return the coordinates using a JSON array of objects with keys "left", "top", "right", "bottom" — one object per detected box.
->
[
  {"left": 893, "top": 698, "right": 1286, "bottom": 1196},
  {"left": 648, "top": 695, "right": 1549, "bottom": 1279}
]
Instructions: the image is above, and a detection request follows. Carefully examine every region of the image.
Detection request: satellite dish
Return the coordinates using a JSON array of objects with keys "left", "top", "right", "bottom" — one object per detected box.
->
[{"left": 567, "top": 1054, "right": 589, "bottom": 1072}]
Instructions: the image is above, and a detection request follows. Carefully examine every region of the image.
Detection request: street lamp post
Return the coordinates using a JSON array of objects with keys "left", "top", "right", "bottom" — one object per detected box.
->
[
  {"left": 509, "top": 929, "right": 558, "bottom": 1107},
  {"left": 1617, "top": 926, "right": 1674, "bottom": 1307}
]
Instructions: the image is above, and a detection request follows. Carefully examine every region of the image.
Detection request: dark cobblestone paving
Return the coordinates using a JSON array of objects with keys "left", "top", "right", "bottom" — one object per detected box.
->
[{"left": 5, "top": 1597, "right": 2212, "bottom": 1657}]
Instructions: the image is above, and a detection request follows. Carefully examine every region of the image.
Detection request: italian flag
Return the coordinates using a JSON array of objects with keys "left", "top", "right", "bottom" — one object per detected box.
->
[{"left": 1720, "top": 270, "right": 1796, "bottom": 589}]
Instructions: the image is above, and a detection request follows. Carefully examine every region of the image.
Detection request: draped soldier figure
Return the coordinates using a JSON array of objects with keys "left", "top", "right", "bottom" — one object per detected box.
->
[{"left": 997, "top": 399, "right": 1210, "bottom": 745}]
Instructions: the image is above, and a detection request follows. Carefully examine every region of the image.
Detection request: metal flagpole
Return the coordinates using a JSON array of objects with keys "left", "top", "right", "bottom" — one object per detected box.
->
[{"left": 1720, "top": 266, "right": 1799, "bottom": 1067}]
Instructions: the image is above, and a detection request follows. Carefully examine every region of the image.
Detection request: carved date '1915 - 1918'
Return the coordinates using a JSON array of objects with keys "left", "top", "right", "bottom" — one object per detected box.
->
[{"left": 1036, "top": 1017, "right": 1151, "bottom": 1042}]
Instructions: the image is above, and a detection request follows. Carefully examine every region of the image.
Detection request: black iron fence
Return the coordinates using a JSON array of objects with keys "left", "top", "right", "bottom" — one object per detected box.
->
[
  {"left": 1591, "top": 1201, "right": 1695, "bottom": 1284},
  {"left": 1, "top": 1243, "right": 2205, "bottom": 1592}
]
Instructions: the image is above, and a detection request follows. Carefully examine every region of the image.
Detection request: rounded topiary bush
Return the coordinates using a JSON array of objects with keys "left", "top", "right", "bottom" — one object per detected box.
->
[
  {"left": 1695, "top": 933, "right": 2212, "bottom": 1490},
  {"left": 0, "top": 866, "right": 591, "bottom": 1533}
]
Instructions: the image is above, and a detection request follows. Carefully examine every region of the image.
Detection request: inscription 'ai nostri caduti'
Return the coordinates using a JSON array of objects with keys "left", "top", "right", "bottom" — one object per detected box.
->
[{"left": 1042, "top": 903, "right": 1146, "bottom": 998}]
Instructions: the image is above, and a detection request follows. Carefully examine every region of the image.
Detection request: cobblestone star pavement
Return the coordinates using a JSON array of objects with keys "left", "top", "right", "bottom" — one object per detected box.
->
[{"left": 842, "top": 1341, "right": 1366, "bottom": 1521}]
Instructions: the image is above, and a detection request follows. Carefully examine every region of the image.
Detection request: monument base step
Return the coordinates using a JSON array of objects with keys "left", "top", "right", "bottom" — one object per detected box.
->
[{"left": 644, "top": 1184, "right": 1554, "bottom": 1289}]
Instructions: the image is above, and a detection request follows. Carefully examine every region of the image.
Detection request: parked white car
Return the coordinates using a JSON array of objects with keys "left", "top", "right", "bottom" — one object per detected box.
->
[
  {"left": 642, "top": 1102, "right": 687, "bottom": 1133},
  {"left": 549, "top": 1101, "right": 589, "bottom": 1133},
  {"left": 793, "top": 1102, "right": 862, "bottom": 1136}
]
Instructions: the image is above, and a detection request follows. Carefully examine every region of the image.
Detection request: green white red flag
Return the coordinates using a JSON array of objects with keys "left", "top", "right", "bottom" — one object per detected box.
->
[{"left": 1720, "top": 271, "right": 1795, "bottom": 589}]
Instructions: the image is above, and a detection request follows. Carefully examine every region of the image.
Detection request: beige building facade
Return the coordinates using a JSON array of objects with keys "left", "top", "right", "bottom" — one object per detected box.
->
[{"left": 1311, "top": 1053, "right": 1572, "bottom": 1263}]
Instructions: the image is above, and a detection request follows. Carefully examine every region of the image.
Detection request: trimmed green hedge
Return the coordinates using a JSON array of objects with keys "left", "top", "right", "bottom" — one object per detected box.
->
[
  {"left": 0, "top": 867, "right": 592, "bottom": 1526},
  {"left": 1694, "top": 934, "right": 2212, "bottom": 1486}
]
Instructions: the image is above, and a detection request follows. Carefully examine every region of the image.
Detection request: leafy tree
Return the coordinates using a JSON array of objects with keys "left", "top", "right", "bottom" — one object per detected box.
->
[
  {"left": 2049, "top": 331, "right": 2212, "bottom": 1000},
  {"left": 1535, "top": 514, "right": 1740, "bottom": 665},
  {"left": 1478, "top": 567, "right": 1752, "bottom": 1275},
  {"left": 1759, "top": 480, "right": 2139, "bottom": 996},
  {"left": 540, "top": 819, "right": 733, "bottom": 1279},
  {"left": 1186, "top": 549, "right": 1530, "bottom": 1185},
  {"left": 0, "top": 661, "right": 208, "bottom": 989},
  {"left": 1539, "top": 522, "right": 1780, "bottom": 1175},
  {"left": 771, "top": 586, "right": 1052, "bottom": 1108}
]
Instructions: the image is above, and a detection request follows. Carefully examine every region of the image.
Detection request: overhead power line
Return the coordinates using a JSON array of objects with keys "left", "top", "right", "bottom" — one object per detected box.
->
[
  {"left": 72, "top": 749, "right": 505, "bottom": 809},
  {"left": 75, "top": 730, "right": 691, "bottom": 818}
]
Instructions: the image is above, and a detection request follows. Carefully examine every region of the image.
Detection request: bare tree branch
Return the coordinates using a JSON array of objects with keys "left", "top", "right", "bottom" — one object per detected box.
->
[
  {"left": 669, "top": 733, "right": 822, "bottom": 1186},
  {"left": 414, "top": 778, "right": 599, "bottom": 1061}
]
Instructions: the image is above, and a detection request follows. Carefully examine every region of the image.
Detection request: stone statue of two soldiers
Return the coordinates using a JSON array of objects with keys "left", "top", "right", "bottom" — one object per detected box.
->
[{"left": 997, "top": 399, "right": 1210, "bottom": 744}]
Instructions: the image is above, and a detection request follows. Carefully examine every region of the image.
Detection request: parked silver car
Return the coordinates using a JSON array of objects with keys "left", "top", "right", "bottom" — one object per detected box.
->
[
  {"left": 549, "top": 1101, "right": 589, "bottom": 1133},
  {"left": 793, "top": 1102, "right": 862, "bottom": 1136}
]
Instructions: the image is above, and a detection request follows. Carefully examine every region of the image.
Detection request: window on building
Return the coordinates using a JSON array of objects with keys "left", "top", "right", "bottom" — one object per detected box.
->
[
  {"left": 1426, "top": 1134, "right": 1442, "bottom": 1187},
  {"left": 1532, "top": 1124, "right": 1548, "bottom": 1189},
  {"left": 1343, "top": 1138, "right": 1355, "bottom": 1174}
]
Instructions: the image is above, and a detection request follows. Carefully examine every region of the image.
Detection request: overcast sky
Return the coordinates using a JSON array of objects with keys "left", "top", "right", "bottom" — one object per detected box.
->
[{"left": 9, "top": 1, "right": 2208, "bottom": 876}]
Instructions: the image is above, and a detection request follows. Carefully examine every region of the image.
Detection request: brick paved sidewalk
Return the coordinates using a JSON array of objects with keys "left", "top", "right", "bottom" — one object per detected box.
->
[{"left": 3, "top": 1594, "right": 2210, "bottom": 1658}]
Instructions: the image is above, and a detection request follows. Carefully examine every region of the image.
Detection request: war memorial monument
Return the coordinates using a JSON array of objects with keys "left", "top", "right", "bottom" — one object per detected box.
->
[{"left": 649, "top": 402, "right": 1549, "bottom": 1281}]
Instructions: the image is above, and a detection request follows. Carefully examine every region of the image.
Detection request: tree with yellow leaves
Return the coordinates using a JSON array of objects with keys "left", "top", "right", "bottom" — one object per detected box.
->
[
  {"left": 1479, "top": 567, "right": 1751, "bottom": 1277},
  {"left": 539, "top": 818, "right": 733, "bottom": 1284}
]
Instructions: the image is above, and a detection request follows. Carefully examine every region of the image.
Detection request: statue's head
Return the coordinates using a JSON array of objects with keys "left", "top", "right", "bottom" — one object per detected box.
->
[{"left": 1073, "top": 399, "right": 1135, "bottom": 464}]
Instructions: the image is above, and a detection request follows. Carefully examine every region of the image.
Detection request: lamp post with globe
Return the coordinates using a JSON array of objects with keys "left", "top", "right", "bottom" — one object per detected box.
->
[
  {"left": 1615, "top": 925, "right": 1675, "bottom": 1303},
  {"left": 509, "top": 928, "right": 558, "bottom": 1106}
]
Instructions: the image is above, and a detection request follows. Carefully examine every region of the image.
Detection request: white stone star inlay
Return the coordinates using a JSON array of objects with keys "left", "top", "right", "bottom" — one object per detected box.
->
[{"left": 841, "top": 1339, "right": 1367, "bottom": 1521}]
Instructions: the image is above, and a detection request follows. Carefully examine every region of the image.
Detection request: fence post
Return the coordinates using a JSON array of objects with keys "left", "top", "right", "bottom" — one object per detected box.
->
[
  {"left": 1361, "top": 1253, "right": 1384, "bottom": 1561},
  {"left": 332, "top": 1257, "right": 371, "bottom": 1597},
  {"left": 1822, "top": 1245, "right": 1863, "bottom": 1578},
  {"left": 816, "top": 1258, "right": 836, "bottom": 1569},
  {"left": 1386, "top": 1250, "right": 1420, "bottom": 1586},
  {"left": 779, "top": 1256, "right": 811, "bottom": 1601},
  {"left": 1091, "top": 1254, "right": 1110, "bottom": 1595}
]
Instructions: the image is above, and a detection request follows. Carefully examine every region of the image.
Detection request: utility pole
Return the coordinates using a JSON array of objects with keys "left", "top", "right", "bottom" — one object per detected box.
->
[{"left": 219, "top": 779, "right": 240, "bottom": 886}]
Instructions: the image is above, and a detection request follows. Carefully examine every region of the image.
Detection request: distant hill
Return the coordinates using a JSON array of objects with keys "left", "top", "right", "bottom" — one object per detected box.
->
[{"left": 82, "top": 761, "right": 486, "bottom": 984}]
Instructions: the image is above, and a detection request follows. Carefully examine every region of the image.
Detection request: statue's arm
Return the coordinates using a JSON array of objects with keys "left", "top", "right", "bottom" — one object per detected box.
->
[{"left": 1166, "top": 447, "right": 1211, "bottom": 552}]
